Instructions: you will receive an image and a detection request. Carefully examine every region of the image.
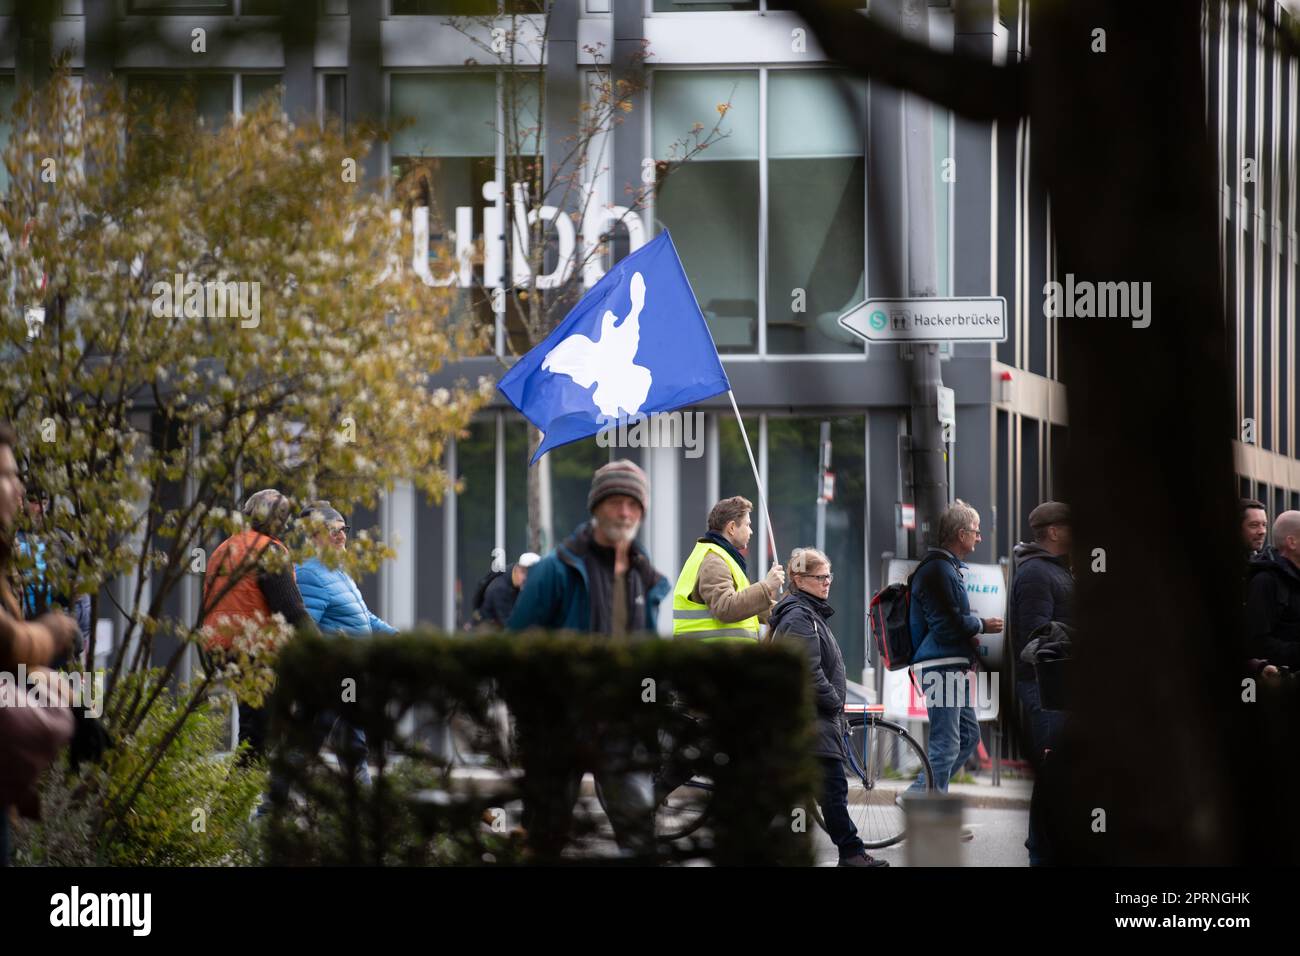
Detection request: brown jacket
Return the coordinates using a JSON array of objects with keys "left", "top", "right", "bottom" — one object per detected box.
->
[
  {"left": 691, "top": 551, "right": 776, "bottom": 624},
  {"left": 0, "top": 575, "right": 62, "bottom": 672}
]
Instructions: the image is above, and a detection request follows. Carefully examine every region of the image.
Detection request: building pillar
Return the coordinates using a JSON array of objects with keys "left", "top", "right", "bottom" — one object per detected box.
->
[{"left": 380, "top": 480, "right": 417, "bottom": 630}]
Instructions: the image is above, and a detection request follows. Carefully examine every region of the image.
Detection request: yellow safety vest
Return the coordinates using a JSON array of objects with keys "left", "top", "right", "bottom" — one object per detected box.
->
[{"left": 672, "top": 541, "right": 762, "bottom": 641}]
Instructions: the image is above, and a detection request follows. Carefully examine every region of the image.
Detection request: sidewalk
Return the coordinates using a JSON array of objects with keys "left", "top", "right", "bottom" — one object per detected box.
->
[{"left": 940, "top": 773, "right": 1033, "bottom": 810}]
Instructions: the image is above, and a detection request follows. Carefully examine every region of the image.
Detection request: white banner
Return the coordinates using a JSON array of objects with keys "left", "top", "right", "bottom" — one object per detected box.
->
[{"left": 880, "top": 557, "right": 1007, "bottom": 722}]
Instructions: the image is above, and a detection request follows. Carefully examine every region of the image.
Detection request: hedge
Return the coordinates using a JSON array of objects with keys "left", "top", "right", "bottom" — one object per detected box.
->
[{"left": 263, "top": 631, "right": 820, "bottom": 866}]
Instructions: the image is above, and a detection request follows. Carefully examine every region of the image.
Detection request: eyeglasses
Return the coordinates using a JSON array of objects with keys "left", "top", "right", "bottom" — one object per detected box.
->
[
  {"left": 962, "top": 528, "right": 983, "bottom": 538},
  {"left": 329, "top": 525, "right": 351, "bottom": 536},
  {"left": 798, "top": 573, "right": 833, "bottom": 584}
]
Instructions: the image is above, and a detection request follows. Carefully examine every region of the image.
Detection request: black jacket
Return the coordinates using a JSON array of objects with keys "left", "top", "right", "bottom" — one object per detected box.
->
[
  {"left": 1009, "top": 542, "right": 1074, "bottom": 681},
  {"left": 1245, "top": 549, "right": 1300, "bottom": 668},
  {"left": 770, "top": 588, "right": 846, "bottom": 760},
  {"left": 480, "top": 568, "right": 521, "bottom": 628}
]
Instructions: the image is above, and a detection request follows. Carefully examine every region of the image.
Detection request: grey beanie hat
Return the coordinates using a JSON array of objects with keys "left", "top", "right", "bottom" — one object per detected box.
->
[
  {"left": 587, "top": 459, "right": 650, "bottom": 514},
  {"left": 299, "top": 499, "right": 345, "bottom": 526}
]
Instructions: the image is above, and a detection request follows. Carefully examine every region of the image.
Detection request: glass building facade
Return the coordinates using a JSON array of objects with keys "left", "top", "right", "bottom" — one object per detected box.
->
[{"left": 3, "top": 0, "right": 1296, "bottom": 720}]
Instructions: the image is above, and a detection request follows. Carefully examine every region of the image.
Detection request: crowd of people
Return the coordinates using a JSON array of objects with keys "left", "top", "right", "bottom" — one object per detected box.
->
[{"left": 6, "top": 409, "right": 1297, "bottom": 866}]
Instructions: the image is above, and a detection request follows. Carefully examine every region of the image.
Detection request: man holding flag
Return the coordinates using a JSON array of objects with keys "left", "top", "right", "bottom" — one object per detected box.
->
[
  {"left": 672, "top": 495, "right": 784, "bottom": 641},
  {"left": 498, "top": 230, "right": 739, "bottom": 858}
]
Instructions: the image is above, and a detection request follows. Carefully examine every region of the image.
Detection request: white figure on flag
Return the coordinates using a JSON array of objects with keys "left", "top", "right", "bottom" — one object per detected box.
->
[{"left": 542, "top": 271, "right": 653, "bottom": 419}]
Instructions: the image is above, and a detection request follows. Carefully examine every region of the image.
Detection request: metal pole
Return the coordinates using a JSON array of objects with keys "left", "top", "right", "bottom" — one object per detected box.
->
[
  {"left": 899, "top": 0, "right": 948, "bottom": 554},
  {"left": 815, "top": 420, "right": 830, "bottom": 553}
]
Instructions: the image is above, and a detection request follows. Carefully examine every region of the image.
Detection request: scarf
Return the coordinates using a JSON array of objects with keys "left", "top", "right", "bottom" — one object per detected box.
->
[{"left": 702, "top": 530, "right": 747, "bottom": 576}]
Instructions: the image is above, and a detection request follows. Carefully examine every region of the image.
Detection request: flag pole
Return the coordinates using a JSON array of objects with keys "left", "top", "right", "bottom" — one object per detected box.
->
[{"left": 727, "top": 389, "right": 777, "bottom": 564}]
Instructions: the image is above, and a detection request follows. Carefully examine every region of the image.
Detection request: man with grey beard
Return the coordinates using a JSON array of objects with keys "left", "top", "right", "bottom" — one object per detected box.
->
[{"left": 508, "top": 459, "right": 669, "bottom": 858}]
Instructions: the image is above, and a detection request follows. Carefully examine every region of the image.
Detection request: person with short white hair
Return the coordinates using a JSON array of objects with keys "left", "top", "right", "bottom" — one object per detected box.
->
[
  {"left": 901, "top": 500, "right": 1003, "bottom": 839},
  {"left": 476, "top": 550, "right": 542, "bottom": 629}
]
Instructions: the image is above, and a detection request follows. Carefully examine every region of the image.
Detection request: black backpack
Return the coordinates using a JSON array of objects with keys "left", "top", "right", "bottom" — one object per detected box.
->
[
  {"left": 463, "top": 568, "right": 507, "bottom": 630},
  {"left": 869, "top": 553, "right": 943, "bottom": 672}
]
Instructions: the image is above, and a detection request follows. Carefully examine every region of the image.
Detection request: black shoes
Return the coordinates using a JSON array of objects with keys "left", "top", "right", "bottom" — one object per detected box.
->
[{"left": 838, "top": 851, "right": 890, "bottom": 867}]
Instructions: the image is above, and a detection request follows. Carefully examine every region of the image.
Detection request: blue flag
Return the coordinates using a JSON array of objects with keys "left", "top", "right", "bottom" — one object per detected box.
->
[{"left": 497, "top": 230, "right": 731, "bottom": 463}]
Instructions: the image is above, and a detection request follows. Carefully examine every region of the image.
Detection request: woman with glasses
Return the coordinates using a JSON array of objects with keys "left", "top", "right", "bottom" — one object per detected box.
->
[
  {"left": 770, "top": 546, "right": 888, "bottom": 867},
  {"left": 293, "top": 502, "right": 396, "bottom": 787},
  {"left": 295, "top": 501, "right": 396, "bottom": 639}
]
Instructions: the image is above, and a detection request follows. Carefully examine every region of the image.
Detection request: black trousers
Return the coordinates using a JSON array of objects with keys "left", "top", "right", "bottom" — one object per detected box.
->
[{"left": 819, "top": 756, "right": 865, "bottom": 859}]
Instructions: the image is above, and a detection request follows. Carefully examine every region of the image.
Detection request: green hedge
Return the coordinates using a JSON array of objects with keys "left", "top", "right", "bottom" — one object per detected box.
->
[{"left": 263, "top": 632, "right": 819, "bottom": 866}]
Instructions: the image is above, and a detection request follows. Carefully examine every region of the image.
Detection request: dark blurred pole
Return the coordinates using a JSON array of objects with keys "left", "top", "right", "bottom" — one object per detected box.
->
[
  {"left": 894, "top": 0, "right": 949, "bottom": 552},
  {"left": 14, "top": 0, "right": 55, "bottom": 92},
  {"left": 83, "top": 0, "right": 116, "bottom": 87},
  {"left": 282, "top": 10, "right": 318, "bottom": 122},
  {"left": 791, "top": 0, "right": 1292, "bottom": 863},
  {"left": 350, "top": 0, "right": 384, "bottom": 183}
]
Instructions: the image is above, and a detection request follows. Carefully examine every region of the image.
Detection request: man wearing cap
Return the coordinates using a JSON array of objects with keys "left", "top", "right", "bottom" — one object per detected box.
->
[
  {"left": 480, "top": 551, "right": 541, "bottom": 629},
  {"left": 507, "top": 459, "right": 669, "bottom": 858},
  {"left": 1010, "top": 500, "right": 1074, "bottom": 866},
  {"left": 508, "top": 459, "right": 669, "bottom": 635},
  {"left": 672, "top": 495, "right": 783, "bottom": 641}
]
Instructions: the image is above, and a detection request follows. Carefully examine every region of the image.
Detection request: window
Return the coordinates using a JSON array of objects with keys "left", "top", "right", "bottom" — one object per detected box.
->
[
  {"left": 127, "top": 0, "right": 234, "bottom": 12},
  {"left": 392, "top": 0, "right": 543, "bottom": 13},
  {"left": 455, "top": 421, "right": 497, "bottom": 628},
  {"left": 654, "top": 69, "right": 868, "bottom": 355},
  {"left": 240, "top": 75, "right": 282, "bottom": 114},
  {"left": 766, "top": 415, "right": 866, "bottom": 677},
  {"left": 549, "top": 437, "right": 618, "bottom": 545},
  {"left": 127, "top": 74, "right": 235, "bottom": 129},
  {"left": 653, "top": 1, "right": 759, "bottom": 11},
  {"left": 766, "top": 71, "right": 865, "bottom": 354},
  {"left": 653, "top": 71, "right": 760, "bottom": 353},
  {"left": 389, "top": 72, "right": 542, "bottom": 351},
  {"left": 323, "top": 73, "right": 347, "bottom": 125},
  {"left": 0, "top": 76, "right": 14, "bottom": 194},
  {"left": 391, "top": 72, "right": 498, "bottom": 338}
]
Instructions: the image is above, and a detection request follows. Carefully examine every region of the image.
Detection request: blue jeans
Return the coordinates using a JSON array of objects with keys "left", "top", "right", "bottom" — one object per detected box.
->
[{"left": 906, "top": 664, "right": 980, "bottom": 793}]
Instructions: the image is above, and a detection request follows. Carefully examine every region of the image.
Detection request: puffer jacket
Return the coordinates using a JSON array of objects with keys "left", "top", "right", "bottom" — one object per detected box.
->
[
  {"left": 1009, "top": 542, "right": 1074, "bottom": 681},
  {"left": 1244, "top": 548, "right": 1300, "bottom": 668},
  {"left": 770, "top": 587, "right": 846, "bottom": 760},
  {"left": 295, "top": 557, "right": 397, "bottom": 637}
]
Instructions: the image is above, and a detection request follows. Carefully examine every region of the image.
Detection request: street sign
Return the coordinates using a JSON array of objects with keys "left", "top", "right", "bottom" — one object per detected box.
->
[
  {"left": 936, "top": 386, "right": 955, "bottom": 425},
  {"left": 837, "top": 296, "right": 1008, "bottom": 343},
  {"left": 821, "top": 471, "right": 835, "bottom": 503},
  {"left": 900, "top": 503, "right": 916, "bottom": 530}
]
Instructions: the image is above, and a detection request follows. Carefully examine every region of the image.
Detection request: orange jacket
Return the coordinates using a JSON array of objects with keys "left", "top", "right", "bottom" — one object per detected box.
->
[{"left": 201, "top": 530, "right": 294, "bottom": 651}]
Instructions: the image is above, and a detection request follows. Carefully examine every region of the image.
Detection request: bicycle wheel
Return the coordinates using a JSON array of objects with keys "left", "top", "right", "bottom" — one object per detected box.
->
[
  {"left": 594, "top": 773, "right": 713, "bottom": 842},
  {"left": 836, "top": 714, "right": 934, "bottom": 849}
]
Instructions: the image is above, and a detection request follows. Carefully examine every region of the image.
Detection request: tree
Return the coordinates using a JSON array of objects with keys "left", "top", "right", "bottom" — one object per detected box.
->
[
  {"left": 791, "top": 0, "right": 1300, "bottom": 863},
  {"left": 0, "top": 70, "right": 490, "bottom": 842}
]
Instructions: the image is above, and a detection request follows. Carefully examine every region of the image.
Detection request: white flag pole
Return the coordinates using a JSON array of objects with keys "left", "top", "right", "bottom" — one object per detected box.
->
[{"left": 727, "top": 389, "right": 777, "bottom": 564}]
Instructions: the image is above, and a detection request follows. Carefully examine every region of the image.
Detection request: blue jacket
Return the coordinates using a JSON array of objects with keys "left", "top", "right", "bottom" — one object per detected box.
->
[
  {"left": 295, "top": 557, "right": 398, "bottom": 637},
  {"left": 909, "top": 548, "right": 982, "bottom": 667},
  {"left": 508, "top": 524, "right": 669, "bottom": 633}
]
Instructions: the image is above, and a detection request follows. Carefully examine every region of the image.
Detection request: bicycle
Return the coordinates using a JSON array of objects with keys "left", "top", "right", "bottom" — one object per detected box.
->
[
  {"left": 812, "top": 704, "right": 934, "bottom": 848},
  {"left": 597, "top": 702, "right": 934, "bottom": 848}
]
